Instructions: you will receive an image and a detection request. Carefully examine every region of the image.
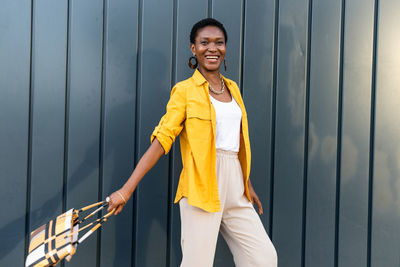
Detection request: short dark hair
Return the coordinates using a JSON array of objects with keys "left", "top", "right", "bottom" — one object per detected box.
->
[{"left": 190, "top": 18, "right": 228, "bottom": 44}]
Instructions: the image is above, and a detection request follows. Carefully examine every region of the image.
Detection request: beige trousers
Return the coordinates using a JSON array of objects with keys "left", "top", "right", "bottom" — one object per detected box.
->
[{"left": 179, "top": 149, "right": 278, "bottom": 267}]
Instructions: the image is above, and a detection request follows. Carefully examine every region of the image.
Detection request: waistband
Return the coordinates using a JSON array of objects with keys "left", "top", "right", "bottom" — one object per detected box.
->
[{"left": 216, "top": 149, "right": 238, "bottom": 159}]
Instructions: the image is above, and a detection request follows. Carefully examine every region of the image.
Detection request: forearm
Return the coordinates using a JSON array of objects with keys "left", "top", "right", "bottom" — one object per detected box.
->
[{"left": 121, "top": 138, "right": 165, "bottom": 198}]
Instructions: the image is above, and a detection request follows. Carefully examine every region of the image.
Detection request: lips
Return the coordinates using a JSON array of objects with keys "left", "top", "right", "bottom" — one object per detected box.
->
[{"left": 205, "top": 55, "right": 219, "bottom": 62}]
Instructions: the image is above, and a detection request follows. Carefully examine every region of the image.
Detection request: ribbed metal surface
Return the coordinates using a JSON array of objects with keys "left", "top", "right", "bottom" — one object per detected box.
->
[{"left": 0, "top": 0, "right": 399, "bottom": 266}]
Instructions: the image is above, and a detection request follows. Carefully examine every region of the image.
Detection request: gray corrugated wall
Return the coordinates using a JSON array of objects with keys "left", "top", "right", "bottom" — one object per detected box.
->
[{"left": 0, "top": 0, "right": 399, "bottom": 266}]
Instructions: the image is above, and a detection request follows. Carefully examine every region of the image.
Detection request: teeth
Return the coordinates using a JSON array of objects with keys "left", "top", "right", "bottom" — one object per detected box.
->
[{"left": 206, "top": 56, "right": 218, "bottom": 59}]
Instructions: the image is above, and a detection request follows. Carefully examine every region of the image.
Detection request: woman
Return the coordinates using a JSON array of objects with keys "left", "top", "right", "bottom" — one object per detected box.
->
[{"left": 108, "top": 18, "right": 277, "bottom": 267}]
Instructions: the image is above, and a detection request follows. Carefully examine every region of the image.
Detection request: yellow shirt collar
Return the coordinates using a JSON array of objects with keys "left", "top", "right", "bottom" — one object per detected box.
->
[{"left": 192, "top": 69, "right": 231, "bottom": 87}]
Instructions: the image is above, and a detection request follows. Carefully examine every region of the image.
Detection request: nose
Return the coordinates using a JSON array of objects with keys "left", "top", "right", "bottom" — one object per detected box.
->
[{"left": 207, "top": 43, "right": 217, "bottom": 52}]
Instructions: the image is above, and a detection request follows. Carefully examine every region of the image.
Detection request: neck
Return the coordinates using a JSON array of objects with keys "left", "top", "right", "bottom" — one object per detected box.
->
[{"left": 198, "top": 67, "right": 221, "bottom": 84}]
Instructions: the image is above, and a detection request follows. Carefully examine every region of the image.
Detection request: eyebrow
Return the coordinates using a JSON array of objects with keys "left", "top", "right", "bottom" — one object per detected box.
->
[{"left": 198, "top": 36, "right": 225, "bottom": 40}]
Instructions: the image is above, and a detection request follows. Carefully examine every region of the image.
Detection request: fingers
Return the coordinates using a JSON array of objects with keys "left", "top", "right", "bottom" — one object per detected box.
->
[
  {"left": 107, "top": 203, "right": 117, "bottom": 213},
  {"left": 115, "top": 205, "right": 124, "bottom": 215},
  {"left": 108, "top": 203, "right": 124, "bottom": 215},
  {"left": 107, "top": 203, "right": 123, "bottom": 215},
  {"left": 253, "top": 196, "right": 263, "bottom": 215},
  {"left": 249, "top": 185, "right": 263, "bottom": 215},
  {"left": 107, "top": 192, "right": 126, "bottom": 215}
]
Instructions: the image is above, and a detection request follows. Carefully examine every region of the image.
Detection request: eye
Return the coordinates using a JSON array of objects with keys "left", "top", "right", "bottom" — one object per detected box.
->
[
  {"left": 200, "top": 41, "right": 208, "bottom": 45},
  {"left": 217, "top": 41, "right": 225, "bottom": 45}
]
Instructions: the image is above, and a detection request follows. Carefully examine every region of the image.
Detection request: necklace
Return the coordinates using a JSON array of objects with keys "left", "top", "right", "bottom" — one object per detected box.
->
[{"left": 208, "top": 76, "right": 225, "bottom": 95}]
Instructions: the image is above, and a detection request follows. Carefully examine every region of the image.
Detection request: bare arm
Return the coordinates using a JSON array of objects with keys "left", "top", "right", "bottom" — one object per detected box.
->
[{"left": 108, "top": 138, "right": 165, "bottom": 215}]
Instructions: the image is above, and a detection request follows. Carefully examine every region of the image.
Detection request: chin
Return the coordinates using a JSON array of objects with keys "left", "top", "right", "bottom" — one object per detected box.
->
[{"left": 203, "top": 64, "right": 221, "bottom": 72}]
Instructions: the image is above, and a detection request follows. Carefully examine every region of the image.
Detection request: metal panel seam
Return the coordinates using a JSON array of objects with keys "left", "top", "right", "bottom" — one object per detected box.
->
[
  {"left": 269, "top": 0, "right": 280, "bottom": 237},
  {"left": 96, "top": 0, "right": 107, "bottom": 266},
  {"left": 166, "top": 0, "right": 178, "bottom": 266},
  {"left": 24, "top": 0, "right": 34, "bottom": 260},
  {"left": 132, "top": 0, "right": 144, "bottom": 265},
  {"left": 301, "top": 0, "right": 313, "bottom": 265},
  {"left": 334, "top": 0, "right": 346, "bottom": 265},
  {"left": 367, "top": 0, "right": 380, "bottom": 266},
  {"left": 60, "top": 2, "right": 71, "bottom": 266},
  {"left": 239, "top": 0, "right": 246, "bottom": 92}
]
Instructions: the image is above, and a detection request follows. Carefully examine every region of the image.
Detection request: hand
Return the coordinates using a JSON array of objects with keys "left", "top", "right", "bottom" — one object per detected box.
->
[
  {"left": 107, "top": 188, "right": 129, "bottom": 215},
  {"left": 248, "top": 180, "right": 263, "bottom": 215}
]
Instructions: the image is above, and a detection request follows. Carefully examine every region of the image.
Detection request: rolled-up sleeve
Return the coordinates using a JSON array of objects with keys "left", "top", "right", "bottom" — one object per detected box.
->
[{"left": 151, "top": 85, "right": 186, "bottom": 154}]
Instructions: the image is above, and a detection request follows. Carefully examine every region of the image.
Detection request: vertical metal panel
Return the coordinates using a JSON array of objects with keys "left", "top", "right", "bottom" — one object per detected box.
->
[
  {"left": 304, "top": 0, "right": 342, "bottom": 265},
  {"left": 242, "top": 0, "right": 276, "bottom": 232},
  {"left": 272, "top": 0, "right": 309, "bottom": 265},
  {"left": 0, "top": 1, "right": 31, "bottom": 266},
  {"left": 99, "top": 0, "right": 138, "bottom": 266},
  {"left": 338, "top": 0, "right": 375, "bottom": 266},
  {"left": 65, "top": 0, "right": 104, "bottom": 266},
  {"left": 371, "top": 0, "right": 400, "bottom": 266},
  {"left": 169, "top": 1, "right": 208, "bottom": 265},
  {"left": 28, "top": 0, "right": 67, "bottom": 239},
  {"left": 134, "top": 0, "right": 173, "bottom": 266},
  {"left": 212, "top": 0, "right": 242, "bottom": 83}
]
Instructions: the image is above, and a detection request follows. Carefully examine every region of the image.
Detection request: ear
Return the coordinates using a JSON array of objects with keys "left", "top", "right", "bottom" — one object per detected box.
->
[{"left": 190, "top": 43, "right": 196, "bottom": 55}]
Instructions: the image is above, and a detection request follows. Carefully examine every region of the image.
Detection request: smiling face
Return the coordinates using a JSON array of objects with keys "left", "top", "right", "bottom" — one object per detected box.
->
[{"left": 190, "top": 26, "right": 226, "bottom": 73}]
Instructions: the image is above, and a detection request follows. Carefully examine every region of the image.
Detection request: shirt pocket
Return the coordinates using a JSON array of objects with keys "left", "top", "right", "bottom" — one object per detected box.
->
[
  {"left": 186, "top": 103, "right": 212, "bottom": 142},
  {"left": 186, "top": 103, "right": 211, "bottom": 121}
]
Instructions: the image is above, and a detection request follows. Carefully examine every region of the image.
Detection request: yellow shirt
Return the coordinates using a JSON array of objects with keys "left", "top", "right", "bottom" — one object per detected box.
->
[{"left": 151, "top": 69, "right": 251, "bottom": 212}]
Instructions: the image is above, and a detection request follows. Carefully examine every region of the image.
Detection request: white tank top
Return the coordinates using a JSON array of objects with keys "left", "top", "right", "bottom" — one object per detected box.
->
[{"left": 209, "top": 94, "right": 242, "bottom": 152}]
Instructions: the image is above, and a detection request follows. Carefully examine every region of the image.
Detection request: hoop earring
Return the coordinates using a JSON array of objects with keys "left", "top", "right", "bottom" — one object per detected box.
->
[
  {"left": 224, "top": 59, "right": 227, "bottom": 71},
  {"left": 188, "top": 55, "right": 198, "bottom": 69}
]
